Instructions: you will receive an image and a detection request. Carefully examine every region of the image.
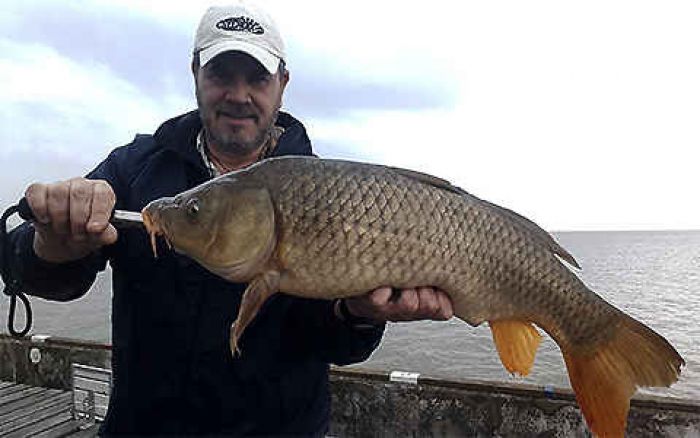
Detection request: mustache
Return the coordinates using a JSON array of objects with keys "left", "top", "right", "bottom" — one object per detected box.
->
[{"left": 217, "top": 105, "right": 257, "bottom": 118}]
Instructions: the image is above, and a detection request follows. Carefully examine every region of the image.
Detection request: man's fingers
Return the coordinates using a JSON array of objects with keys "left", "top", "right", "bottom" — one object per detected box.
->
[
  {"left": 25, "top": 183, "right": 49, "bottom": 224},
  {"left": 26, "top": 178, "right": 117, "bottom": 263},
  {"left": 87, "top": 181, "right": 115, "bottom": 233},
  {"left": 46, "top": 182, "right": 71, "bottom": 235},
  {"left": 416, "top": 287, "right": 441, "bottom": 317},
  {"left": 102, "top": 225, "right": 119, "bottom": 245},
  {"left": 436, "top": 291, "right": 454, "bottom": 320},
  {"left": 390, "top": 287, "right": 454, "bottom": 321},
  {"left": 89, "top": 224, "right": 118, "bottom": 246},
  {"left": 368, "top": 287, "right": 392, "bottom": 307},
  {"left": 396, "top": 288, "right": 419, "bottom": 318},
  {"left": 69, "top": 179, "right": 93, "bottom": 239},
  {"left": 347, "top": 286, "right": 454, "bottom": 323}
]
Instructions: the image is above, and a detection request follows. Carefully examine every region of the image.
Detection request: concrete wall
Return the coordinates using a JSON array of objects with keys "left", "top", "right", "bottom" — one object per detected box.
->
[
  {"left": 0, "top": 334, "right": 110, "bottom": 390},
  {"left": 329, "top": 368, "right": 700, "bottom": 438},
  {"left": 1, "top": 334, "right": 698, "bottom": 437}
]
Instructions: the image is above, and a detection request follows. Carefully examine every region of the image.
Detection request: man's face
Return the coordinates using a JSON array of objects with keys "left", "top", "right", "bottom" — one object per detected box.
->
[{"left": 194, "top": 51, "right": 289, "bottom": 155}]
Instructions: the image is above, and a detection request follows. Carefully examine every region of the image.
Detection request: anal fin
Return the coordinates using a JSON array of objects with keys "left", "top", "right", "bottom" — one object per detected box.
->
[{"left": 489, "top": 320, "right": 542, "bottom": 376}]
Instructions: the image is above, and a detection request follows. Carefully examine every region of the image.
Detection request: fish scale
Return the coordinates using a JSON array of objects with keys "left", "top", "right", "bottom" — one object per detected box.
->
[
  {"left": 142, "top": 156, "right": 685, "bottom": 437},
  {"left": 265, "top": 159, "right": 594, "bottom": 330}
]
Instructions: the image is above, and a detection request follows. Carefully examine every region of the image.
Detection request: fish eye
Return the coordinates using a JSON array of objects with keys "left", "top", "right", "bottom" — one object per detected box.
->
[{"left": 186, "top": 198, "right": 200, "bottom": 218}]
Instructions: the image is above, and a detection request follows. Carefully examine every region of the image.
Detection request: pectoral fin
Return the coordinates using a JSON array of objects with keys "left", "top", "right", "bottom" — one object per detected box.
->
[
  {"left": 489, "top": 320, "right": 542, "bottom": 376},
  {"left": 230, "top": 270, "right": 280, "bottom": 356}
]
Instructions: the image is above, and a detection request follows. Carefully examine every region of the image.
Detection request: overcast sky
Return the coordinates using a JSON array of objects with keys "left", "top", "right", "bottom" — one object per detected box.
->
[{"left": 1, "top": 0, "right": 699, "bottom": 231}]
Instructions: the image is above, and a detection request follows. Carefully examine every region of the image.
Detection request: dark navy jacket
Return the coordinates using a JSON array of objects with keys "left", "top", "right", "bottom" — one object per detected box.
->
[{"left": 8, "top": 111, "right": 385, "bottom": 436}]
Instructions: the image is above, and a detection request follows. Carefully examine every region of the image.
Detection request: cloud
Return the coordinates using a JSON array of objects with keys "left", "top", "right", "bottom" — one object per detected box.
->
[
  {"left": 0, "top": 0, "right": 460, "bottom": 216},
  {"left": 0, "top": 38, "right": 191, "bottom": 155},
  {"left": 1, "top": 1, "right": 193, "bottom": 100},
  {"left": 1, "top": 0, "right": 457, "bottom": 119},
  {"left": 0, "top": 37, "right": 192, "bottom": 213},
  {"left": 2, "top": 0, "right": 699, "bottom": 230},
  {"left": 284, "top": 47, "right": 456, "bottom": 118}
]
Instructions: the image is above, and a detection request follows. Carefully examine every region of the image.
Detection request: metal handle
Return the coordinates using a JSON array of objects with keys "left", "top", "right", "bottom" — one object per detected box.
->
[{"left": 16, "top": 197, "right": 142, "bottom": 228}]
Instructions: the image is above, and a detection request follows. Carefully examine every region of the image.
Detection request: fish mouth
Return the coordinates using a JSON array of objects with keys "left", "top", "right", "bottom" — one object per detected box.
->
[{"left": 141, "top": 208, "right": 172, "bottom": 258}]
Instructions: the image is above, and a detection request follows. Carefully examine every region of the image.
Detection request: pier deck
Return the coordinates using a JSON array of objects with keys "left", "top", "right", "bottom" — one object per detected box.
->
[{"left": 0, "top": 380, "right": 98, "bottom": 437}]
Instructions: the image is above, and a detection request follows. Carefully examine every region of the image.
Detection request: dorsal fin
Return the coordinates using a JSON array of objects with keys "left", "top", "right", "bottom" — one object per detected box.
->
[
  {"left": 389, "top": 167, "right": 469, "bottom": 197},
  {"left": 480, "top": 200, "right": 580, "bottom": 269}
]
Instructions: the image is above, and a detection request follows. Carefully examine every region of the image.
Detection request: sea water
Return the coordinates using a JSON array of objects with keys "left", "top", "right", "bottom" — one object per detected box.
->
[{"left": 1, "top": 230, "right": 698, "bottom": 399}]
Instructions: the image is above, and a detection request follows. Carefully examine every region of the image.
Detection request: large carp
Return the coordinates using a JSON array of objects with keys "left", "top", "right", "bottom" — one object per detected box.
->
[{"left": 142, "top": 156, "right": 684, "bottom": 437}]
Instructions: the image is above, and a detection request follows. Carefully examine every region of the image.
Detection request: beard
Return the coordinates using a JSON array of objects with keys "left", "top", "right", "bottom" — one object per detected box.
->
[
  {"left": 197, "top": 93, "right": 280, "bottom": 156},
  {"left": 205, "top": 117, "right": 270, "bottom": 155}
]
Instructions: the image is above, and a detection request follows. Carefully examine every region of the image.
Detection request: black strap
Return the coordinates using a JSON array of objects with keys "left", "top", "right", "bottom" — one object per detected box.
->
[{"left": 1, "top": 202, "right": 33, "bottom": 337}]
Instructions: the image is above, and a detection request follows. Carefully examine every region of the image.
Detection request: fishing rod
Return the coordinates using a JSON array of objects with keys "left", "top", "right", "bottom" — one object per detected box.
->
[{"left": 0, "top": 198, "right": 33, "bottom": 337}]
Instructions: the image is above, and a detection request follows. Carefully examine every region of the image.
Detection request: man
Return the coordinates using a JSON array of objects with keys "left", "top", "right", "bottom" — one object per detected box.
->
[{"left": 8, "top": 3, "right": 453, "bottom": 435}]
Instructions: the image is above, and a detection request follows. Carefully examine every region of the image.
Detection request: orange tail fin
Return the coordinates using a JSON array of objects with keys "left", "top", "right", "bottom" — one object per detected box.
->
[
  {"left": 489, "top": 320, "right": 542, "bottom": 376},
  {"left": 563, "top": 314, "right": 685, "bottom": 438}
]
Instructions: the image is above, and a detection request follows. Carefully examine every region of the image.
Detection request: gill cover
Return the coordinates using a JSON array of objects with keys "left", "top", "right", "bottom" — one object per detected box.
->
[
  {"left": 201, "top": 179, "right": 276, "bottom": 281},
  {"left": 171, "top": 178, "right": 276, "bottom": 282}
]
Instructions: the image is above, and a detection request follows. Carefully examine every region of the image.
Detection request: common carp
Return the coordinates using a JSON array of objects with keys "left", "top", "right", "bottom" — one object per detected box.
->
[{"left": 141, "top": 156, "right": 684, "bottom": 437}]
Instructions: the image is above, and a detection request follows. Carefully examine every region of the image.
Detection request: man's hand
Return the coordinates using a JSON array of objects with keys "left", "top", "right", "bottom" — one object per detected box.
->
[
  {"left": 344, "top": 287, "right": 454, "bottom": 323},
  {"left": 25, "top": 178, "right": 117, "bottom": 263}
]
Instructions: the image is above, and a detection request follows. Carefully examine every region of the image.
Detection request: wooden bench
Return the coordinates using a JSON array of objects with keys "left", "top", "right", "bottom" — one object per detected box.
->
[{"left": 71, "top": 363, "right": 111, "bottom": 430}]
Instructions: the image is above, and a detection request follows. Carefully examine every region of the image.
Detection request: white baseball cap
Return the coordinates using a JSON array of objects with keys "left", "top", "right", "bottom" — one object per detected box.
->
[{"left": 194, "top": 2, "right": 286, "bottom": 74}]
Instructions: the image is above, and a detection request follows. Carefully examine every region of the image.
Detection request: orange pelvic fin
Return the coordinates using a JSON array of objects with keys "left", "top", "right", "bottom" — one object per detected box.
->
[
  {"left": 489, "top": 320, "right": 542, "bottom": 376},
  {"left": 563, "top": 314, "right": 685, "bottom": 438}
]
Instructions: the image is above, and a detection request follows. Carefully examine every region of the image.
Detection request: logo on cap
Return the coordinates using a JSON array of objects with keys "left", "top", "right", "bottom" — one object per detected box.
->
[{"left": 216, "top": 16, "right": 264, "bottom": 35}]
